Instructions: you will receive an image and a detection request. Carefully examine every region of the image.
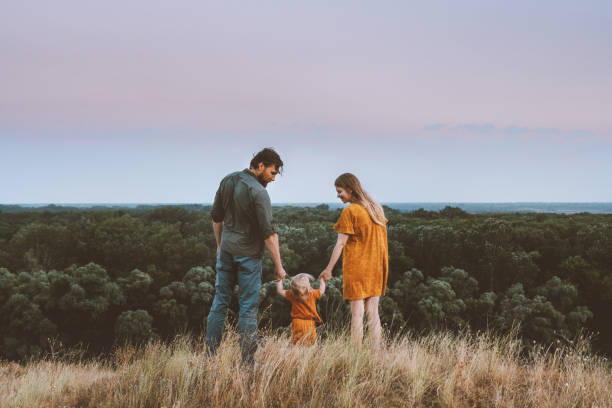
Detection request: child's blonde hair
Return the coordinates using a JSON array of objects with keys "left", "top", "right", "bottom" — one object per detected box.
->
[{"left": 290, "top": 273, "right": 314, "bottom": 300}]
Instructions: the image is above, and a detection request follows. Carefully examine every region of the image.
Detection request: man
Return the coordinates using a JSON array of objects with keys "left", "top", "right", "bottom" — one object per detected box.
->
[{"left": 206, "top": 148, "right": 286, "bottom": 364}]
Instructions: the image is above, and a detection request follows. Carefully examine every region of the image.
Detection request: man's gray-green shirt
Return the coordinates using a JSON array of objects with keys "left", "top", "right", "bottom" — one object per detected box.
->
[{"left": 211, "top": 169, "right": 275, "bottom": 259}]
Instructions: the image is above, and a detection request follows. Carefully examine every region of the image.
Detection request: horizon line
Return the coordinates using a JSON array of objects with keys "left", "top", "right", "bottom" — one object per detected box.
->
[{"left": 4, "top": 201, "right": 612, "bottom": 206}]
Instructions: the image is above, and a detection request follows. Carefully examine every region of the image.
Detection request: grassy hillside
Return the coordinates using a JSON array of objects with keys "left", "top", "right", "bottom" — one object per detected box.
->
[{"left": 1, "top": 330, "right": 610, "bottom": 408}]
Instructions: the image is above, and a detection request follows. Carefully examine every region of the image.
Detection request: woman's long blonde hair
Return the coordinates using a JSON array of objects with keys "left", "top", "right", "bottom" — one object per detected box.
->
[{"left": 335, "top": 173, "right": 387, "bottom": 226}]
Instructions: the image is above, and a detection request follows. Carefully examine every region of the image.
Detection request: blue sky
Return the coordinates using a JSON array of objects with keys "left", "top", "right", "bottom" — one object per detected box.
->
[{"left": 1, "top": 1, "right": 611, "bottom": 203}]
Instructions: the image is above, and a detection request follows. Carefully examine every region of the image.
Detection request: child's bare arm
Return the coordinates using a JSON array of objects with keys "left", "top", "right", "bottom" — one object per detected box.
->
[
  {"left": 318, "top": 277, "right": 326, "bottom": 296},
  {"left": 275, "top": 278, "right": 287, "bottom": 298}
]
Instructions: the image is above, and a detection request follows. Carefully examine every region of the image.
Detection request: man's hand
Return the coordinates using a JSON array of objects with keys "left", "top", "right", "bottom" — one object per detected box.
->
[
  {"left": 319, "top": 267, "right": 332, "bottom": 282},
  {"left": 275, "top": 266, "right": 287, "bottom": 281}
]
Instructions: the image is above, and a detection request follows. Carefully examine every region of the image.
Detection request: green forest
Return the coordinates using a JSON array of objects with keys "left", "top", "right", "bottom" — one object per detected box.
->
[{"left": 1, "top": 205, "right": 611, "bottom": 360}]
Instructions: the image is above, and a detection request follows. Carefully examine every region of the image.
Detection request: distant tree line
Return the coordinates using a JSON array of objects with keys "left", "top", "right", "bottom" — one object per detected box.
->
[{"left": 0, "top": 205, "right": 610, "bottom": 360}]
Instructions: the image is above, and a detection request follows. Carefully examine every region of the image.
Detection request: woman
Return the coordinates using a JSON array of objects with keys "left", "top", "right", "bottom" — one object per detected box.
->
[{"left": 320, "top": 173, "right": 389, "bottom": 350}]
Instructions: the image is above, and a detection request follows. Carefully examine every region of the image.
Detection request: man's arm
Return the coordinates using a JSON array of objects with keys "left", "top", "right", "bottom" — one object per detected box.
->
[
  {"left": 265, "top": 233, "right": 286, "bottom": 280},
  {"left": 213, "top": 221, "right": 223, "bottom": 257},
  {"left": 211, "top": 179, "right": 226, "bottom": 257},
  {"left": 254, "top": 190, "right": 285, "bottom": 280}
]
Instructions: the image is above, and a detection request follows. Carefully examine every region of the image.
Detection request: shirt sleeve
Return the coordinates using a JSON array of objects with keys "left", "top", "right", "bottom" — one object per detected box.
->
[
  {"left": 211, "top": 180, "right": 225, "bottom": 223},
  {"left": 333, "top": 206, "right": 355, "bottom": 235},
  {"left": 254, "top": 189, "right": 276, "bottom": 239}
]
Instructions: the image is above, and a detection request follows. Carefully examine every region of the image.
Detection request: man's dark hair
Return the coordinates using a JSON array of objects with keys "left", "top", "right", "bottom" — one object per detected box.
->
[{"left": 250, "top": 148, "right": 284, "bottom": 173}]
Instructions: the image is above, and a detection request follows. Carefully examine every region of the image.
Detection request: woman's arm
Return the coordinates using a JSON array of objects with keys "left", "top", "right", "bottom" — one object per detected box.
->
[
  {"left": 319, "top": 233, "right": 349, "bottom": 281},
  {"left": 318, "top": 277, "right": 326, "bottom": 295},
  {"left": 275, "top": 278, "right": 287, "bottom": 298}
]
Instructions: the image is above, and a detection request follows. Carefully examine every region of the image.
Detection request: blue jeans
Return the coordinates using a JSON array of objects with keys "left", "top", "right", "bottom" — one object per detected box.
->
[{"left": 205, "top": 249, "right": 262, "bottom": 363}]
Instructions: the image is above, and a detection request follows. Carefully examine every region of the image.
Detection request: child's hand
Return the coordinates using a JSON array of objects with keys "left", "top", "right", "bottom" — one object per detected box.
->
[{"left": 275, "top": 277, "right": 287, "bottom": 297}]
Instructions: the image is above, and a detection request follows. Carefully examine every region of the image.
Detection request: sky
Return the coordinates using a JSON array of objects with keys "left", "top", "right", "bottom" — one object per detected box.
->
[{"left": 1, "top": 1, "right": 611, "bottom": 203}]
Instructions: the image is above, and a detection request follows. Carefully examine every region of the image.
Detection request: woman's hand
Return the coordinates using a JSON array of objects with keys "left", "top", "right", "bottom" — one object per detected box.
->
[{"left": 319, "top": 268, "right": 332, "bottom": 281}]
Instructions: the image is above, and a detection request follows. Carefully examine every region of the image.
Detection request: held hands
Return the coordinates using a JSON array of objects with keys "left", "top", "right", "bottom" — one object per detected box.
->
[
  {"left": 319, "top": 267, "right": 332, "bottom": 282},
  {"left": 275, "top": 266, "right": 287, "bottom": 281}
]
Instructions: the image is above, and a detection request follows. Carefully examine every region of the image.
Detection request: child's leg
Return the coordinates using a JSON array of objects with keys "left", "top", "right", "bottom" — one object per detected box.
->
[
  {"left": 364, "top": 296, "right": 382, "bottom": 352},
  {"left": 308, "top": 321, "right": 316, "bottom": 346},
  {"left": 291, "top": 320, "right": 300, "bottom": 345},
  {"left": 350, "top": 299, "right": 365, "bottom": 347},
  {"left": 292, "top": 319, "right": 315, "bottom": 345}
]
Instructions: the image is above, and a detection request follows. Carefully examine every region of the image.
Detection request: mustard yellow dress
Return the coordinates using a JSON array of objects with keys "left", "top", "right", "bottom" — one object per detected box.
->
[{"left": 334, "top": 203, "right": 389, "bottom": 300}]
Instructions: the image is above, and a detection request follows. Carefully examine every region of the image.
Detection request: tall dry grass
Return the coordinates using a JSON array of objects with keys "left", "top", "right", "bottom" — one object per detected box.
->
[{"left": 1, "top": 330, "right": 610, "bottom": 407}]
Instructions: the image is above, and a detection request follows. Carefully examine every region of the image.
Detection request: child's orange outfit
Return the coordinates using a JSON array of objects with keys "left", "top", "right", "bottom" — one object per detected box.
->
[{"left": 284, "top": 289, "right": 322, "bottom": 345}]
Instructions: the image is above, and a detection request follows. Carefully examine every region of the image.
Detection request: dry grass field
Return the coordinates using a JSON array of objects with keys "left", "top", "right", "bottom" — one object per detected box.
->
[{"left": 1, "top": 330, "right": 610, "bottom": 407}]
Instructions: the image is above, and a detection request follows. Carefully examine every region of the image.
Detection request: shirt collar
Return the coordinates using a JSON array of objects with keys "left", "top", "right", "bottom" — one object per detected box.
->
[{"left": 243, "top": 168, "right": 266, "bottom": 186}]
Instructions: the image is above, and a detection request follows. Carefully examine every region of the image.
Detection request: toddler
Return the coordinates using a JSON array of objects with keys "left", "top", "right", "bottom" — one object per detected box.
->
[{"left": 276, "top": 273, "right": 326, "bottom": 345}]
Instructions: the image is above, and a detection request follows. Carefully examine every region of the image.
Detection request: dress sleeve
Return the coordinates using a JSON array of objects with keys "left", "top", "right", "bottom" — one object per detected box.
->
[
  {"left": 313, "top": 289, "right": 322, "bottom": 300},
  {"left": 334, "top": 207, "right": 355, "bottom": 235}
]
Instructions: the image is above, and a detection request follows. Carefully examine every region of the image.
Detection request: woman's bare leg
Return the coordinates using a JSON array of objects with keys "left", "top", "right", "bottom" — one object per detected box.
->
[
  {"left": 350, "top": 300, "right": 364, "bottom": 347},
  {"left": 364, "top": 296, "right": 382, "bottom": 352}
]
